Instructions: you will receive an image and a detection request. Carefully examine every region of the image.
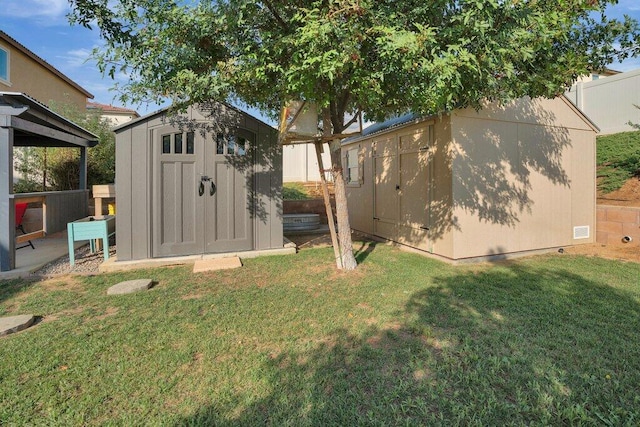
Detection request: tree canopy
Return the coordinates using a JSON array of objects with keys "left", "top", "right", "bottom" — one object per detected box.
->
[{"left": 71, "top": 0, "right": 640, "bottom": 126}]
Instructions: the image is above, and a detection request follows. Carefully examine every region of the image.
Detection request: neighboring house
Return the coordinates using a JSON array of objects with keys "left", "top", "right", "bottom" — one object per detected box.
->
[
  {"left": 565, "top": 67, "right": 640, "bottom": 135},
  {"left": 113, "top": 103, "right": 289, "bottom": 262},
  {"left": 573, "top": 67, "right": 620, "bottom": 84},
  {"left": 342, "top": 96, "right": 597, "bottom": 261},
  {"left": 282, "top": 110, "right": 362, "bottom": 183},
  {"left": 0, "top": 30, "right": 93, "bottom": 109},
  {"left": 87, "top": 101, "right": 139, "bottom": 126},
  {"left": 283, "top": 143, "right": 332, "bottom": 182}
]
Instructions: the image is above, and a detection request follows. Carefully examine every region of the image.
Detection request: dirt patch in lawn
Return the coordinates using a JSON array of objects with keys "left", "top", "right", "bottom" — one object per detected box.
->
[{"left": 562, "top": 243, "right": 640, "bottom": 263}]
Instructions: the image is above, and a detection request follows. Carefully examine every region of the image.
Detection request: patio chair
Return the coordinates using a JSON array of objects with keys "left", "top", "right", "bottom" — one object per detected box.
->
[{"left": 15, "top": 203, "right": 35, "bottom": 250}]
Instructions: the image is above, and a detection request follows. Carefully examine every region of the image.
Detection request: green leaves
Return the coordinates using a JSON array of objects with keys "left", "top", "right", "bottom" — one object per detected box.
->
[{"left": 67, "top": 0, "right": 640, "bottom": 129}]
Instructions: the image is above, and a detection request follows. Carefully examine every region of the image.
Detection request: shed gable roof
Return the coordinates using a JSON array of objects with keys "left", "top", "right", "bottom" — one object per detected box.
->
[{"left": 343, "top": 95, "right": 598, "bottom": 146}]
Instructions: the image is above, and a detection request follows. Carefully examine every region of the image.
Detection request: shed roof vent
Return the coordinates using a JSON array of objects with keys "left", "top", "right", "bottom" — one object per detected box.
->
[{"left": 573, "top": 226, "right": 590, "bottom": 240}]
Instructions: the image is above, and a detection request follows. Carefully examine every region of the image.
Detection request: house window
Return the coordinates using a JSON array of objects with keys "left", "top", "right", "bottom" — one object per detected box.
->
[
  {"left": 0, "top": 47, "right": 9, "bottom": 84},
  {"left": 346, "top": 146, "right": 360, "bottom": 185}
]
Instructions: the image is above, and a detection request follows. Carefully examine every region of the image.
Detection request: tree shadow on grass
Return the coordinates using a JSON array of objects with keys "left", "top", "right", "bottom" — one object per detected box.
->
[
  {"left": 174, "top": 261, "right": 640, "bottom": 425},
  {"left": 353, "top": 240, "right": 377, "bottom": 264},
  {"left": 0, "top": 278, "right": 39, "bottom": 309}
]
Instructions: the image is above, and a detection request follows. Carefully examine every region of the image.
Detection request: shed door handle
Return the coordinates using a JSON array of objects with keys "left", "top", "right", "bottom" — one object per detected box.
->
[
  {"left": 210, "top": 181, "right": 216, "bottom": 196},
  {"left": 199, "top": 181, "right": 205, "bottom": 196}
]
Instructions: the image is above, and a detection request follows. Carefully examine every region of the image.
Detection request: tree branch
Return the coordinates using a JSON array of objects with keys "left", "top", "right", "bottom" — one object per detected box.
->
[{"left": 263, "top": 0, "right": 289, "bottom": 32}]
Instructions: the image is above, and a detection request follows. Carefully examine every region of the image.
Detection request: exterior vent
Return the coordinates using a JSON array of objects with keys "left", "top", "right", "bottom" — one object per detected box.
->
[{"left": 573, "top": 226, "right": 590, "bottom": 240}]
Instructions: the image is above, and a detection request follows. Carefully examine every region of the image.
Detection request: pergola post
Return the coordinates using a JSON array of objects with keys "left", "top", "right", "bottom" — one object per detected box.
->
[
  {"left": 79, "top": 146, "right": 87, "bottom": 190},
  {"left": 0, "top": 125, "right": 15, "bottom": 271}
]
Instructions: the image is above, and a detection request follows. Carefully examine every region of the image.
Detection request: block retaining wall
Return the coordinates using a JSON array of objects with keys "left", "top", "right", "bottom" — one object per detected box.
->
[{"left": 597, "top": 205, "right": 640, "bottom": 246}]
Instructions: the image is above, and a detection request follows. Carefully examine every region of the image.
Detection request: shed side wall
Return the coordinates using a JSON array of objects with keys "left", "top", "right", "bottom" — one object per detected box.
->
[
  {"left": 450, "top": 97, "right": 595, "bottom": 259},
  {"left": 130, "top": 122, "right": 152, "bottom": 259},
  {"left": 115, "top": 126, "right": 133, "bottom": 261}
]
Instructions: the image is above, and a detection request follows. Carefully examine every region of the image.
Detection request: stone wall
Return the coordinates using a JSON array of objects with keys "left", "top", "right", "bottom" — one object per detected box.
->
[{"left": 596, "top": 205, "right": 640, "bottom": 246}]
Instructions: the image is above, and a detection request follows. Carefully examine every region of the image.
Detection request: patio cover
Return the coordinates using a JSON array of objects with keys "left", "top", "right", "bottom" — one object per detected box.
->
[{"left": 0, "top": 92, "right": 98, "bottom": 271}]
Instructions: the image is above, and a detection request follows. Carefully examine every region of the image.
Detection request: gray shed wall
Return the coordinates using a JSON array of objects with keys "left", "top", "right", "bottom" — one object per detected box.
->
[{"left": 115, "top": 104, "right": 282, "bottom": 261}]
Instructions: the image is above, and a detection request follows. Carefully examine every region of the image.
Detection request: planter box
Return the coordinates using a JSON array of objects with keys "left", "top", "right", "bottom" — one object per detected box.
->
[{"left": 67, "top": 215, "right": 116, "bottom": 265}]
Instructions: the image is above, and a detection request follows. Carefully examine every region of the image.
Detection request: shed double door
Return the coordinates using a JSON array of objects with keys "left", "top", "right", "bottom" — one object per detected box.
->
[
  {"left": 373, "top": 126, "right": 433, "bottom": 252},
  {"left": 152, "top": 126, "right": 253, "bottom": 257}
]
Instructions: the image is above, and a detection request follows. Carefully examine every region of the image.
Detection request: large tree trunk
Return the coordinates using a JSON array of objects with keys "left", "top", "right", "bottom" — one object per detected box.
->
[
  {"left": 329, "top": 140, "right": 357, "bottom": 270},
  {"left": 321, "top": 109, "right": 358, "bottom": 270}
]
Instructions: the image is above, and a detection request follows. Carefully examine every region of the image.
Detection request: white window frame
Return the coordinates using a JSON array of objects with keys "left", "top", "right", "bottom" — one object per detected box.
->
[
  {"left": 0, "top": 46, "right": 10, "bottom": 86},
  {"left": 346, "top": 146, "right": 361, "bottom": 186}
]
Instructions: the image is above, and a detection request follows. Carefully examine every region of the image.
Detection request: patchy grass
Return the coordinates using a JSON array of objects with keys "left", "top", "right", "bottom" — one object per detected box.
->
[
  {"left": 1, "top": 245, "right": 640, "bottom": 425},
  {"left": 597, "top": 130, "right": 640, "bottom": 193}
]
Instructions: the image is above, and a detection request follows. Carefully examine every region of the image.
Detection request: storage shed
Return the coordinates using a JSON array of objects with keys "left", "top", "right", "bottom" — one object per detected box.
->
[
  {"left": 342, "top": 96, "right": 598, "bottom": 261},
  {"left": 113, "top": 102, "right": 284, "bottom": 261}
]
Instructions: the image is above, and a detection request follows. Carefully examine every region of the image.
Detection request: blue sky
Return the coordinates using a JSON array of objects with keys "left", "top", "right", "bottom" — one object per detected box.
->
[{"left": 2, "top": 0, "right": 640, "bottom": 121}]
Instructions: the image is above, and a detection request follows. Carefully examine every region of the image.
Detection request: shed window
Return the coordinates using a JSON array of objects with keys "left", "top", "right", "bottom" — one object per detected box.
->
[
  {"left": 174, "top": 133, "right": 183, "bottom": 154},
  {"left": 162, "top": 135, "right": 171, "bottom": 154},
  {"left": 216, "top": 133, "right": 225, "bottom": 154},
  {"left": 346, "top": 146, "right": 361, "bottom": 185},
  {"left": 216, "top": 132, "right": 251, "bottom": 156},
  {"left": 0, "top": 47, "right": 9, "bottom": 83},
  {"left": 236, "top": 136, "right": 247, "bottom": 156},
  {"left": 186, "top": 132, "right": 194, "bottom": 154},
  {"left": 161, "top": 132, "right": 195, "bottom": 154}
]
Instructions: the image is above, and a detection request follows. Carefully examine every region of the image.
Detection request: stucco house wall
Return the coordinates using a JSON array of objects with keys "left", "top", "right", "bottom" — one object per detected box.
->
[{"left": 0, "top": 31, "right": 92, "bottom": 110}]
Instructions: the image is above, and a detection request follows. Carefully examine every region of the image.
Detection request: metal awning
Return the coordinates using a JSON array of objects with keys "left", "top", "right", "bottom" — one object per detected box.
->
[{"left": 0, "top": 92, "right": 98, "bottom": 147}]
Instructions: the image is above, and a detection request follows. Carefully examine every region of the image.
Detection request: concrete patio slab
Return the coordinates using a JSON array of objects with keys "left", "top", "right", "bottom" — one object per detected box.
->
[
  {"left": 193, "top": 256, "right": 242, "bottom": 273},
  {"left": 107, "top": 279, "right": 153, "bottom": 295},
  {"left": 0, "top": 314, "right": 35, "bottom": 336}
]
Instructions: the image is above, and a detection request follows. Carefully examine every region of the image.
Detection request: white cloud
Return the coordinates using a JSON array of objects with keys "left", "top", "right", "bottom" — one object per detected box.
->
[
  {"left": 2, "top": 0, "right": 70, "bottom": 22},
  {"left": 58, "top": 48, "right": 94, "bottom": 68},
  {"left": 617, "top": 0, "right": 640, "bottom": 12}
]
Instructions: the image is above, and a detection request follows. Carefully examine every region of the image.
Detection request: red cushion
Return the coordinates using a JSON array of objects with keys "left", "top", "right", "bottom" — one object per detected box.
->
[{"left": 15, "top": 203, "right": 28, "bottom": 226}]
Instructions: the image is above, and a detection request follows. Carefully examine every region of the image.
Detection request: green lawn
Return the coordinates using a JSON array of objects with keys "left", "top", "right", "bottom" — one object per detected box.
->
[
  {"left": 597, "top": 130, "right": 640, "bottom": 193},
  {"left": 1, "top": 244, "right": 640, "bottom": 425}
]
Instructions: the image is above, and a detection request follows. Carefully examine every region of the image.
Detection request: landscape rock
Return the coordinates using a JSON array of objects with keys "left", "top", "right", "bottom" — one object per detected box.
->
[{"left": 0, "top": 314, "right": 35, "bottom": 336}]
